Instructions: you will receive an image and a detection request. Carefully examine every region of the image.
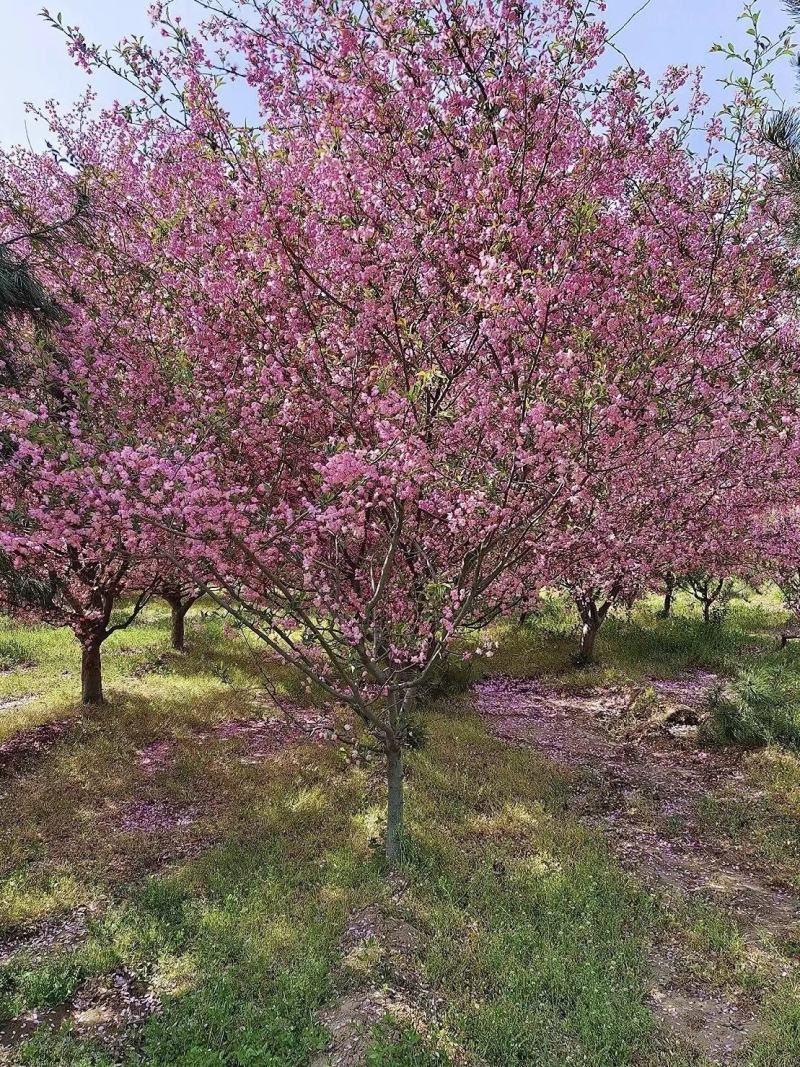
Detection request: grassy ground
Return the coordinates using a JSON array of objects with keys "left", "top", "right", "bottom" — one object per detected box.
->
[{"left": 0, "top": 592, "right": 797, "bottom": 1065}]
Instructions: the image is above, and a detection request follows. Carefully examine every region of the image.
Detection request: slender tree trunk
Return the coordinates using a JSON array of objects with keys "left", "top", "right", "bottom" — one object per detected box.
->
[
  {"left": 384, "top": 688, "right": 412, "bottom": 866},
  {"left": 163, "top": 593, "right": 197, "bottom": 651},
  {"left": 577, "top": 618, "right": 599, "bottom": 664},
  {"left": 660, "top": 573, "right": 675, "bottom": 619},
  {"left": 385, "top": 741, "right": 404, "bottom": 865},
  {"left": 172, "top": 605, "right": 186, "bottom": 651},
  {"left": 163, "top": 594, "right": 186, "bottom": 651},
  {"left": 81, "top": 641, "right": 104, "bottom": 705},
  {"left": 575, "top": 594, "right": 612, "bottom": 665},
  {"left": 702, "top": 600, "right": 711, "bottom": 624}
]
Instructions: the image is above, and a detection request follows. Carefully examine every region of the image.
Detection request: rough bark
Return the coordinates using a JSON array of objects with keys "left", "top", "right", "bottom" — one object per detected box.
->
[
  {"left": 164, "top": 594, "right": 186, "bottom": 651},
  {"left": 574, "top": 594, "right": 611, "bottom": 666},
  {"left": 162, "top": 592, "right": 197, "bottom": 651},
  {"left": 578, "top": 618, "right": 600, "bottom": 664},
  {"left": 171, "top": 603, "right": 186, "bottom": 651},
  {"left": 81, "top": 641, "right": 103, "bottom": 705}
]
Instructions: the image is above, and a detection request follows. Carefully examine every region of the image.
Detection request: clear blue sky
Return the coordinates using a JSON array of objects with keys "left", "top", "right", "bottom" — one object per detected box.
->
[{"left": 0, "top": 0, "right": 797, "bottom": 148}]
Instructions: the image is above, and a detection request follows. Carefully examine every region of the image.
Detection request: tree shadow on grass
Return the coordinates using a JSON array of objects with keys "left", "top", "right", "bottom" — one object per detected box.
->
[{"left": 0, "top": 683, "right": 381, "bottom": 1066}]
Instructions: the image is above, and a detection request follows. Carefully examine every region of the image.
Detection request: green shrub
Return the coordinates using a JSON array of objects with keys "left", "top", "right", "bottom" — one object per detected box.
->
[{"left": 704, "top": 666, "right": 800, "bottom": 750}]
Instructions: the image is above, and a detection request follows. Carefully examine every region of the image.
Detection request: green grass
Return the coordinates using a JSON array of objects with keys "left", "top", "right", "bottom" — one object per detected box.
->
[
  {"left": 703, "top": 663, "right": 800, "bottom": 750},
  {"left": 366, "top": 1020, "right": 450, "bottom": 1065},
  {"left": 489, "top": 587, "right": 788, "bottom": 682},
  {"left": 696, "top": 747, "right": 800, "bottom": 890},
  {"left": 747, "top": 982, "right": 800, "bottom": 1067},
  {"left": 0, "top": 590, "right": 798, "bottom": 1064},
  {"left": 404, "top": 707, "right": 659, "bottom": 1066}
]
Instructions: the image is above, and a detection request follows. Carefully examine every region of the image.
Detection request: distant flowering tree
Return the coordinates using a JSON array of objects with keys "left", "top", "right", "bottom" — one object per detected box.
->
[
  {"left": 9, "top": 0, "right": 799, "bottom": 858},
  {"left": 0, "top": 122, "right": 174, "bottom": 704},
  {"left": 557, "top": 448, "right": 788, "bottom": 658},
  {"left": 753, "top": 506, "right": 800, "bottom": 644},
  {"left": 0, "top": 343, "right": 161, "bottom": 703},
  {"left": 680, "top": 573, "right": 738, "bottom": 625}
]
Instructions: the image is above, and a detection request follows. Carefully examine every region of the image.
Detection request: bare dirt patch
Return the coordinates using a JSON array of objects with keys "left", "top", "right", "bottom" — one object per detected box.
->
[
  {"left": 0, "top": 697, "right": 36, "bottom": 713},
  {"left": 0, "top": 904, "right": 100, "bottom": 967},
  {"left": 70, "top": 968, "right": 158, "bottom": 1042},
  {"left": 311, "top": 883, "right": 453, "bottom": 1067},
  {"left": 116, "top": 799, "right": 200, "bottom": 834},
  {"left": 99, "top": 798, "right": 208, "bottom": 872},
  {"left": 0, "top": 967, "right": 159, "bottom": 1063},
  {"left": 202, "top": 707, "right": 335, "bottom": 764},
  {"left": 134, "top": 739, "right": 177, "bottom": 774},
  {"left": 0, "top": 907, "right": 159, "bottom": 1062},
  {"left": 478, "top": 673, "right": 800, "bottom": 1064}
]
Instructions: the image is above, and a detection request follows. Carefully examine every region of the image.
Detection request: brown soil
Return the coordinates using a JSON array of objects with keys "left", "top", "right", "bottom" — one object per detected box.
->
[
  {"left": 0, "top": 967, "right": 158, "bottom": 1064},
  {"left": 0, "top": 904, "right": 101, "bottom": 968}
]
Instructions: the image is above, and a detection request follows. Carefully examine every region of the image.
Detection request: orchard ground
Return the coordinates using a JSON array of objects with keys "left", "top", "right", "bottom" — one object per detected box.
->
[{"left": 0, "top": 591, "right": 798, "bottom": 1066}]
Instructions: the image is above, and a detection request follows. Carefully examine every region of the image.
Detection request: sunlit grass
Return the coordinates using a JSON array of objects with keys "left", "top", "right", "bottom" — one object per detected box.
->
[
  {"left": 404, "top": 704, "right": 659, "bottom": 1067},
  {"left": 0, "top": 588, "right": 798, "bottom": 1063}
]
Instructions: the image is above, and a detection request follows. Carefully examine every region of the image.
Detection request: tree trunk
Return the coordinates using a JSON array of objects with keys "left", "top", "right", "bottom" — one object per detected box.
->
[
  {"left": 169, "top": 598, "right": 186, "bottom": 651},
  {"left": 577, "top": 618, "right": 599, "bottom": 664},
  {"left": 703, "top": 600, "right": 711, "bottom": 624},
  {"left": 385, "top": 742, "right": 404, "bottom": 866},
  {"left": 660, "top": 573, "right": 675, "bottom": 619},
  {"left": 163, "top": 593, "right": 191, "bottom": 651},
  {"left": 172, "top": 605, "right": 185, "bottom": 651},
  {"left": 81, "top": 641, "right": 104, "bottom": 705}
]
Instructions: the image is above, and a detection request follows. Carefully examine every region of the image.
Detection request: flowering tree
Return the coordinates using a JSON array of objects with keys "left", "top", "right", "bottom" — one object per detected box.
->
[
  {"left": 752, "top": 506, "right": 800, "bottom": 644},
  {"left": 16, "top": 0, "right": 799, "bottom": 858},
  {"left": 0, "top": 186, "right": 78, "bottom": 612},
  {"left": 555, "top": 441, "right": 787, "bottom": 659},
  {"left": 680, "top": 574, "right": 737, "bottom": 624},
  {"left": 0, "top": 117, "right": 179, "bottom": 704},
  {"left": 552, "top": 517, "right": 645, "bottom": 666},
  {"left": 0, "top": 355, "right": 161, "bottom": 704}
]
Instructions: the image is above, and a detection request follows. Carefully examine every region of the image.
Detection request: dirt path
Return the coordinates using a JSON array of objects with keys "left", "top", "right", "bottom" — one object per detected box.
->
[{"left": 478, "top": 674, "right": 800, "bottom": 1065}]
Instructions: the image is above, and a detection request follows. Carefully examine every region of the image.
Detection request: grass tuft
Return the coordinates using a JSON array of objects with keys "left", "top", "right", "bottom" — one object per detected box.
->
[{"left": 704, "top": 663, "right": 800, "bottom": 750}]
